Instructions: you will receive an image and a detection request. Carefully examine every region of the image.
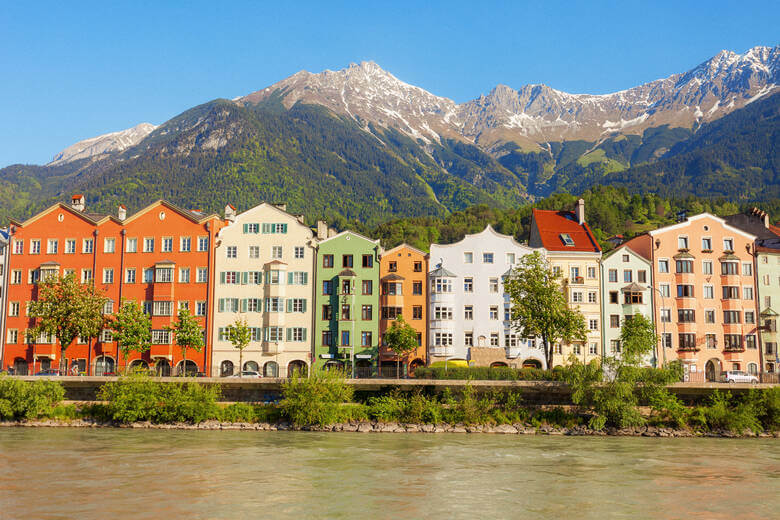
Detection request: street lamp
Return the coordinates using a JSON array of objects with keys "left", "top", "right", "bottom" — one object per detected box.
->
[{"left": 647, "top": 284, "right": 667, "bottom": 367}]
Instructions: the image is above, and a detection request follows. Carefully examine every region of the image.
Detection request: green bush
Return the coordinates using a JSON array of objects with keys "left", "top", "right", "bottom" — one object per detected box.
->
[
  {"left": 414, "top": 366, "right": 562, "bottom": 381},
  {"left": 0, "top": 376, "right": 65, "bottom": 420},
  {"left": 695, "top": 391, "right": 763, "bottom": 434},
  {"left": 98, "top": 374, "right": 220, "bottom": 424},
  {"left": 530, "top": 408, "right": 582, "bottom": 429},
  {"left": 280, "top": 369, "right": 355, "bottom": 427},
  {"left": 217, "top": 403, "right": 282, "bottom": 423},
  {"left": 368, "top": 390, "right": 444, "bottom": 424}
]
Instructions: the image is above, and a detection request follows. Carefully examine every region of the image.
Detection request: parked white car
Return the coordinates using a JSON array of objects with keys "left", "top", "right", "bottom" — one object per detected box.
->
[
  {"left": 231, "top": 371, "right": 262, "bottom": 379},
  {"left": 721, "top": 370, "right": 758, "bottom": 384}
]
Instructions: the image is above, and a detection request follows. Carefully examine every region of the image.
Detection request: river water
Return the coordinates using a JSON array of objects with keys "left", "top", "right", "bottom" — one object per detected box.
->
[{"left": 0, "top": 429, "right": 777, "bottom": 519}]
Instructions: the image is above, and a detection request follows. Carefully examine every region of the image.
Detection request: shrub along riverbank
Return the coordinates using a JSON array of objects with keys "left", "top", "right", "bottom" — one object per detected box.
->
[{"left": 0, "top": 373, "right": 778, "bottom": 436}]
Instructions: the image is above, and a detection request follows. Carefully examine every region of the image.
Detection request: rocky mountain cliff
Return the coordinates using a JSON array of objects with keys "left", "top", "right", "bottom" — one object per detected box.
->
[{"left": 49, "top": 122, "right": 157, "bottom": 165}]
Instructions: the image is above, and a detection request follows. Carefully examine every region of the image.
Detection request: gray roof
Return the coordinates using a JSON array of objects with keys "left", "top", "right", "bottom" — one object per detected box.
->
[{"left": 428, "top": 266, "right": 456, "bottom": 278}]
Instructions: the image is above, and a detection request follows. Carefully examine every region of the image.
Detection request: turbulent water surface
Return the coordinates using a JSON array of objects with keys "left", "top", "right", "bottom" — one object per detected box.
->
[{"left": 0, "top": 429, "right": 777, "bottom": 519}]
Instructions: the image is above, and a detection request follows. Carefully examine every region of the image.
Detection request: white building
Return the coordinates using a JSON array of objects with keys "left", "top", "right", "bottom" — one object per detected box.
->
[
  {"left": 211, "top": 203, "right": 316, "bottom": 377},
  {"left": 428, "top": 226, "right": 545, "bottom": 368}
]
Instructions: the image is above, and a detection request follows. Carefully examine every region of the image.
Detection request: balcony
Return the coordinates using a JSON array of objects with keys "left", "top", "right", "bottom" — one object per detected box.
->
[{"left": 566, "top": 276, "right": 585, "bottom": 286}]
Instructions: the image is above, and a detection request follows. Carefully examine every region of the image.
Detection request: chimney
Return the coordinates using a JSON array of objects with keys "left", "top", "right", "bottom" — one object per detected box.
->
[
  {"left": 118, "top": 204, "right": 127, "bottom": 221},
  {"left": 273, "top": 203, "right": 287, "bottom": 212},
  {"left": 225, "top": 204, "right": 236, "bottom": 223},
  {"left": 316, "top": 220, "right": 328, "bottom": 240},
  {"left": 71, "top": 194, "right": 85, "bottom": 212},
  {"left": 575, "top": 198, "right": 585, "bottom": 225},
  {"left": 762, "top": 211, "right": 769, "bottom": 229},
  {"left": 328, "top": 228, "right": 338, "bottom": 238},
  {"left": 295, "top": 214, "right": 305, "bottom": 225}
]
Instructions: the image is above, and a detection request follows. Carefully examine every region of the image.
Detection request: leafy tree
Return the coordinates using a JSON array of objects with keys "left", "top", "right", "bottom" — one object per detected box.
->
[
  {"left": 111, "top": 300, "right": 152, "bottom": 373},
  {"left": 167, "top": 308, "right": 204, "bottom": 377},
  {"left": 27, "top": 273, "right": 107, "bottom": 373},
  {"left": 619, "top": 313, "right": 657, "bottom": 367},
  {"left": 226, "top": 318, "right": 252, "bottom": 377},
  {"left": 504, "top": 251, "right": 587, "bottom": 369},
  {"left": 383, "top": 316, "right": 418, "bottom": 378}
]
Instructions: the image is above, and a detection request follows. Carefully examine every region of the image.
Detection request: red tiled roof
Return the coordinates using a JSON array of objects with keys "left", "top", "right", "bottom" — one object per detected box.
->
[
  {"left": 532, "top": 209, "right": 601, "bottom": 252},
  {"left": 613, "top": 234, "right": 652, "bottom": 261}
]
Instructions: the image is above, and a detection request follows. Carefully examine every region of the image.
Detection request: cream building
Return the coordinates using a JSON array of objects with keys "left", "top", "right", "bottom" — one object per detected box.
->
[{"left": 211, "top": 203, "right": 316, "bottom": 377}]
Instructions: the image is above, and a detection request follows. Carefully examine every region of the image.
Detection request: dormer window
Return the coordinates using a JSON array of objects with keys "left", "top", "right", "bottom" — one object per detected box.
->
[{"left": 560, "top": 234, "right": 575, "bottom": 247}]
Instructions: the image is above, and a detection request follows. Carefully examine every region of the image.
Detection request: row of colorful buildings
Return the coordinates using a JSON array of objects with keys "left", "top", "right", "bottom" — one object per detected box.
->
[{"left": 0, "top": 195, "right": 778, "bottom": 380}]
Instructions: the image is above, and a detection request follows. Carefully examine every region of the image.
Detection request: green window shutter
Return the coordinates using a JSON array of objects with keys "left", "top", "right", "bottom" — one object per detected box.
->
[
  {"left": 262, "top": 223, "right": 270, "bottom": 234},
  {"left": 286, "top": 299, "right": 293, "bottom": 313},
  {"left": 302, "top": 272, "right": 308, "bottom": 285},
  {"left": 282, "top": 223, "right": 288, "bottom": 234},
  {"left": 218, "top": 327, "right": 223, "bottom": 340},
  {"left": 264, "top": 298, "right": 269, "bottom": 312},
  {"left": 286, "top": 328, "right": 292, "bottom": 341},
  {"left": 241, "top": 272, "right": 248, "bottom": 285},
  {"left": 302, "top": 299, "right": 307, "bottom": 313},
  {"left": 218, "top": 299, "right": 224, "bottom": 312},
  {"left": 241, "top": 299, "right": 248, "bottom": 313},
  {"left": 242, "top": 223, "right": 248, "bottom": 234},
  {"left": 220, "top": 272, "right": 225, "bottom": 284},
  {"left": 288, "top": 272, "right": 294, "bottom": 285},
  {"left": 302, "top": 328, "right": 307, "bottom": 342}
]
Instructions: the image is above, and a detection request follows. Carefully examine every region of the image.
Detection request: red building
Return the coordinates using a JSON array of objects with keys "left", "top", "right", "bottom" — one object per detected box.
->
[{"left": 1, "top": 196, "right": 224, "bottom": 376}]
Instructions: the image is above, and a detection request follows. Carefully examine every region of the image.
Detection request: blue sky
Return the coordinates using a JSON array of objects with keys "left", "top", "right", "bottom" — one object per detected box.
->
[{"left": 1, "top": 0, "right": 777, "bottom": 166}]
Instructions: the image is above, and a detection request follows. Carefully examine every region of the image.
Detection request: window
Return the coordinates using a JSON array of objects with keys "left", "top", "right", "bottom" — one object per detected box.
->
[
  {"left": 658, "top": 260, "right": 669, "bottom": 273},
  {"left": 660, "top": 309, "right": 671, "bottom": 323},
  {"left": 125, "top": 268, "right": 136, "bottom": 283},
  {"left": 102, "top": 268, "right": 114, "bottom": 284},
  {"left": 608, "top": 269, "right": 618, "bottom": 283},
  {"left": 677, "top": 285, "right": 694, "bottom": 298},
  {"left": 482, "top": 252, "right": 494, "bottom": 264},
  {"left": 244, "top": 223, "right": 260, "bottom": 234},
  {"left": 701, "top": 237, "right": 712, "bottom": 251},
  {"left": 195, "top": 302, "right": 207, "bottom": 316},
  {"left": 464, "top": 277, "right": 473, "bottom": 292},
  {"left": 662, "top": 333, "right": 672, "bottom": 349},
  {"left": 571, "top": 291, "right": 583, "bottom": 303},
  {"left": 766, "top": 343, "right": 777, "bottom": 355},
  {"left": 589, "top": 318, "right": 598, "bottom": 331},
  {"left": 197, "top": 267, "right": 208, "bottom": 283},
  {"left": 12, "top": 240, "right": 23, "bottom": 255},
  {"left": 30, "top": 240, "right": 41, "bottom": 254},
  {"left": 341, "top": 279, "right": 352, "bottom": 295},
  {"left": 659, "top": 284, "right": 670, "bottom": 298},
  {"left": 321, "top": 331, "right": 333, "bottom": 347},
  {"left": 28, "top": 269, "right": 40, "bottom": 285},
  {"left": 723, "top": 238, "right": 734, "bottom": 252},
  {"left": 434, "top": 306, "right": 453, "bottom": 320},
  {"left": 705, "top": 310, "right": 715, "bottom": 323},
  {"left": 362, "top": 254, "right": 373, "bottom": 268},
  {"left": 382, "top": 281, "right": 401, "bottom": 295},
  {"left": 9, "top": 302, "right": 20, "bottom": 317},
  {"left": 435, "top": 333, "right": 453, "bottom": 346},
  {"left": 81, "top": 269, "right": 93, "bottom": 283},
  {"left": 678, "top": 333, "right": 696, "bottom": 349},
  {"left": 152, "top": 330, "right": 171, "bottom": 344},
  {"left": 266, "top": 270, "right": 282, "bottom": 284},
  {"left": 294, "top": 246, "right": 305, "bottom": 259},
  {"left": 180, "top": 237, "right": 191, "bottom": 252},
  {"left": 745, "top": 335, "right": 757, "bottom": 350},
  {"left": 703, "top": 285, "right": 714, "bottom": 299},
  {"left": 153, "top": 301, "right": 173, "bottom": 316},
  {"left": 506, "top": 253, "right": 515, "bottom": 265},
  {"left": 382, "top": 307, "right": 402, "bottom": 319},
  {"left": 289, "top": 328, "right": 306, "bottom": 342},
  {"left": 560, "top": 234, "right": 575, "bottom": 246},
  {"left": 743, "top": 287, "right": 753, "bottom": 300},
  {"left": 288, "top": 298, "right": 306, "bottom": 313},
  {"left": 341, "top": 304, "right": 351, "bottom": 320},
  {"left": 637, "top": 270, "right": 647, "bottom": 283},
  {"left": 82, "top": 239, "right": 93, "bottom": 254},
  {"left": 463, "top": 252, "right": 473, "bottom": 264},
  {"left": 432, "top": 278, "right": 452, "bottom": 293},
  {"left": 179, "top": 268, "right": 190, "bottom": 283},
  {"left": 675, "top": 260, "right": 693, "bottom": 274},
  {"left": 265, "top": 327, "right": 283, "bottom": 342},
  {"left": 610, "top": 314, "right": 620, "bottom": 328},
  {"left": 262, "top": 223, "right": 288, "bottom": 234},
  {"left": 227, "top": 246, "right": 238, "bottom": 259},
  {"left": 489, "top": 306, "right": 498, "bottom": 320},
  {"left": 724, "top": 334, "right": 742, "bottom": 350},
  {"left": 413, "top": 261, "right": 422, "bottom": 272},
  {"left": 266, "top": 298, "right": 284, "bottom": 313},
  {"left": 609, "top": 291, "right": 618, "bottom": 304},
  {"left": 143, "top": 238, "right": 154, "bottom": 253},
  {"left": 745, "top": 311, "right": 755, "bottom": 324},
  {"left": 362, "top": 280, "right": 373, "bottom": 295},
  {"left": 699, "top": 261, "right": 713, "bottom": 276},
  {"left": 706, "top": 334, "right": 717, "bottom": 349},
  {"left": 588, "top": 292, "right": 597, "bottom": 303},
  {"left": 722, "top": 286, "right": 739, "bottom": 300},
  {"left": 47, "top": 239, "right": 58, "bottom": 254},
  {"left": 413, "top": 306, "right": 422, "bottom": 320},
  {"left": 7, "top": 329, "right": 18, "bottom": 344},
  {"left": 218, "top": 298, "right": 239, "bottom": 313},
  {"left": 570, "top": 267, "right": 580, "bottom": 281},
  {"left": 587, "top": 266, "right": 597, "bottom": 279},
  {"left": 197, "top": 236, "right": 209, "bottom": 252},
  {"left": 624, "top": 269, "right": 633, "bottom": 282},
  {"left": 412, "top": 281, "right": 423, "bottom": 295},
  {"left": 624, "top": 291, "right": 643, "bottom": 304},
  {"left": 490, "top": 333, "right": 499, "bottom": 347},
  {"left": 677, "top": 236, "right": 689, "bottom": 249},
  {"left": 155, "top": 267, "right": 173, "bottom": 283},
  {"left": 63, "top": 239, "right": 76, "bottom": 254},
  {"left": 342, "top": 255, "right": 353, "bottom": 268},
  {"left": 323, "top": 254, "right": 334, "bottom": 268},
  {"left": 464, "top": 332, "right": 473, "bottom": 347},
  {"left": 723, "top": 311, "right": 741, "bottom": 324},
  {"left": 101, "top": 238, "right": 115, "bottom": 254},
  {"left": 678, "top": 309, "right": 695, "bottom": 323},
  {"left": 388, "top": 261, "right": 397, "bottom": 272},
  {"left": 322, "top": 305, "right": 333, "bottom": 320},
  {"left": 322, "top": 280, "right": 333, "bottom": 295},
  {"left": 143, "top": 268, "right": 154, "bottom": 283},
  {"left": 589, "top": 343, "right": 598, "bottom": 355},
  {"left": 552, "top": 266, "right": 561, "bottom": 277},
  {"left": 361, "top": 305, "right": 373, "bottom": 320},
  {"left": 341, "top": 330, "right": 350, "bottom": 346},
  {"left": 610, "top": 340, "right": 621, "bottom": 353},
  {"left": 489, "top": 278, "right": 499, "bottom": 293},
  {"left": 272, "top": 246, "right": 282, "bottom": 259},
  {"left": 721, "top": 262, "right": 738, "bottom": 275}
]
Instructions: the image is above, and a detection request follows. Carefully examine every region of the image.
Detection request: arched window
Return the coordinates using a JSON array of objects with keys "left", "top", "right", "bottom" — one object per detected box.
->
[
  {"left": 220, "top": 360, "right": 234, "bottom": 377},
  {"left": 244, "top": 361, "right": 260, "bottom": 373},
  {"left": 156, "top": 359, "right": 171, "bottom": 377},
  {"left": 286, "top": 360, "right": 307, "bottom": 377},
  {"left": 128, "top": 359, "right": 149, "bottom": 373},
  {"left": 94, "top": 356, "right": 115, "bottom": 376},
  {"left": 13, "top": 358, "right": 28, "bottom": 376},
  {"left": 176, "top": 360, "right": 198, "bottom": 377},
  {"left": 263, "top": 361, "right": 278, "bottom": 377}
]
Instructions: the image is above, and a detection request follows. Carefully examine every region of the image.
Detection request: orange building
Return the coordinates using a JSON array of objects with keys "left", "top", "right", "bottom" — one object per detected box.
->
[
  {"left": 2, "top": 196, "right": 224, "bottom": 376},
  {"left": 378, "top": 244, "right": 427, "bottom": 377}
]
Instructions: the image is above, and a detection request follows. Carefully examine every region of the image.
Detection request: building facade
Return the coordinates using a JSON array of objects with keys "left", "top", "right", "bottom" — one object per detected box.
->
[
  {"left": 600, "top": 240, "right": 655, "bottom": 366},
  {"left": 2, "top": 196, "right": 223, "bottom": 376},
  {"left": 428, "top": 226, "right": 544, "bottom": 368},
  {"left": 378, "top": 244, "right": 428, "bottom": 376},
  {"left": 314, "top": 231, "right": 381, "bottom": 376},
  {"left": 529, "top": 200, "right": 603, "bottom": 367},
  {"left": 645, "top": 213, "right": 761, "bottom": 379},
  {"left": 211, "top": 203, "right": 316, "bottom": 378},
  {"left": 0, "top": 229, "right": 8, "bottom": 372}
]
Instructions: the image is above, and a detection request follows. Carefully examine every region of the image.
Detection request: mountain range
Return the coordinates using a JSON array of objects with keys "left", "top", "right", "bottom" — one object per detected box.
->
[{"left": 1, "top": 45, "right": 778, "bottom": 226}]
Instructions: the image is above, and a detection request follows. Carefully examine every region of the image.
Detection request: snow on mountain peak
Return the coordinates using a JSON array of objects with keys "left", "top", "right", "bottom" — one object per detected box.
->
[{"left": 49, "top": 122, "right": 157, "bottom": 165}]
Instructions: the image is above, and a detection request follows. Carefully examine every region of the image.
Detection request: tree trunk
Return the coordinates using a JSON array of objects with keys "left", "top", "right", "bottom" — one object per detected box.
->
[
  {"left": 239, "top": 348, "right": 243, "bottom": 378},
  {"left": 544, "top": 336, "right": 553, "bottom": 371},
  {"left": 182, "top": 347, "right": 187, "bottom": 377},
  {"left": 397, "top": 356, "right": 400, "bottom": 380}
]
